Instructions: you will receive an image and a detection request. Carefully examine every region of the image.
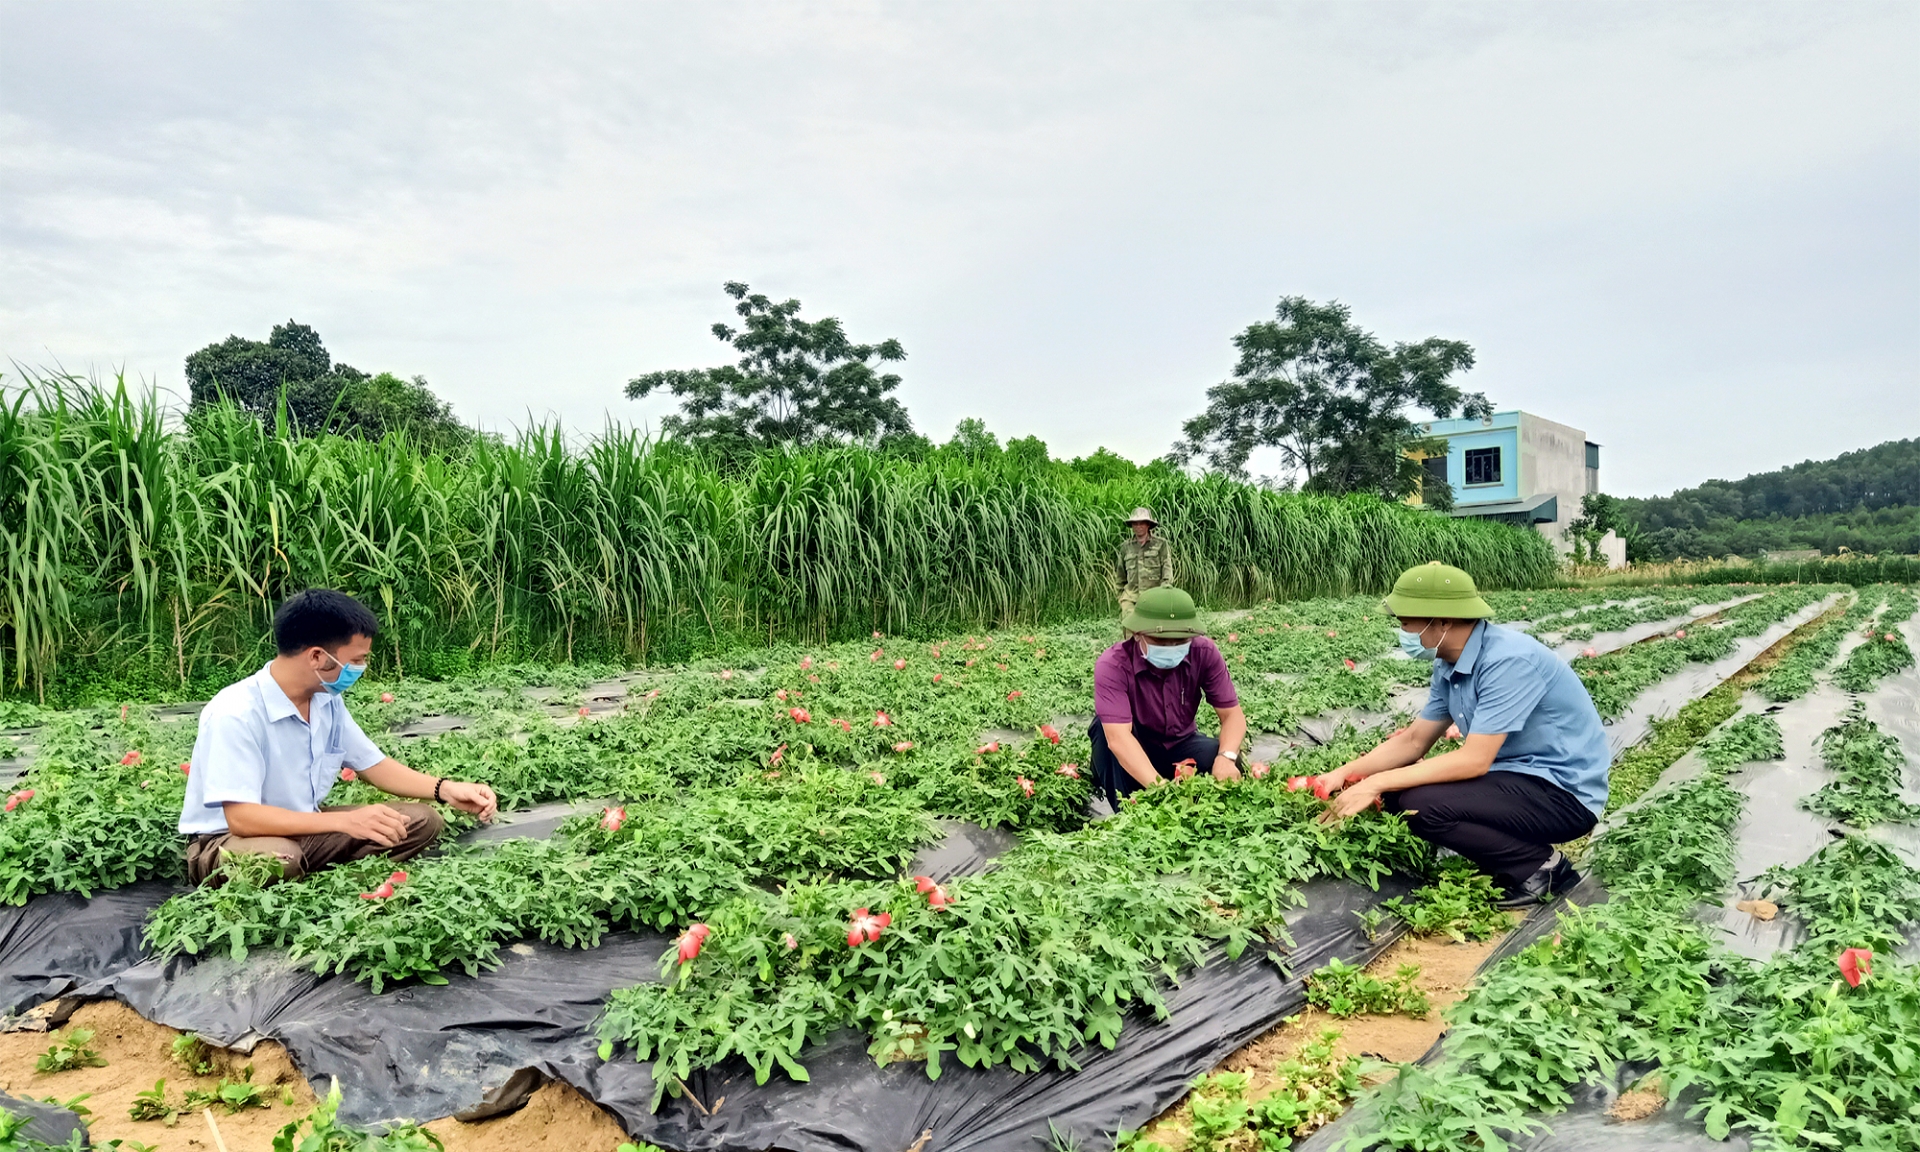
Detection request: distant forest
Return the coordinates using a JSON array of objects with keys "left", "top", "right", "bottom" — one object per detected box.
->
[{"left": 1619, "top": 438, "right": 1920, "bottom": 559}]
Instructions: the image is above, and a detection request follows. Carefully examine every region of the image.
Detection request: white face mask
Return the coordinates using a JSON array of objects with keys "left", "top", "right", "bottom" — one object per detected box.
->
[
  {"left": 1397, "top": 622, "right": 1450, "bottom": 661},
  {"left": 1143, "top": 640, "right": 1191, "bottom": 669}
]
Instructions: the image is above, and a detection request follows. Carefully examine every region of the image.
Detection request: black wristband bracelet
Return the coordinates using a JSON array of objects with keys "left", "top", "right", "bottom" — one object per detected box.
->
[{"left": 433, "top": 778, "right": 445, "bottom": 803}]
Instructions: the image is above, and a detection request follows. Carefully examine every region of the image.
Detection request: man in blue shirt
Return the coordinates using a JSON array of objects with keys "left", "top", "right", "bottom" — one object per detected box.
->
[
  {"left": 181, "top": 589, "right": 497, "bottom": 886},
  {"left": 1315, "top": 563, "right": 1608, "bottom": 906}
]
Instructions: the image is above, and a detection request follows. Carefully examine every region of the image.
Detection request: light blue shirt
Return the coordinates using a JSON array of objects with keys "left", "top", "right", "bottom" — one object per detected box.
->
[
  {"left": 1419, "top": 622, "right": 1611, "bottom": 816},
  {"left": 178, "top": 664, "right": 387, "bottom": 835}
]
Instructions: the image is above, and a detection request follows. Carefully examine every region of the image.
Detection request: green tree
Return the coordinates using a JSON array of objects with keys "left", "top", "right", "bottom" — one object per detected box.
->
[
  {"left": 184, "top": 321, "right": 468, "bottom": 448},
  {"left": 1565, "top": 492, "right": 1649, "bottom": 562},
  {"left": 1174, "top": 297, "right": 1490, "bottom": 502},
  {"left": 625, "top": 282, "right": 914, "bottom": 457}
]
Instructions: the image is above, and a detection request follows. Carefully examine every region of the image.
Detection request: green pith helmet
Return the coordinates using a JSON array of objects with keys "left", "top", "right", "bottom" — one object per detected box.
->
[
  {"left": 1383, "top": 562, "right": 1493, "bottom": 619},
  {"left": 1123, "top": 586, "right": 1205, "bottom": 638},
  {"left": 1124, "top": 506, "right": 1158, "bottom": 525}
]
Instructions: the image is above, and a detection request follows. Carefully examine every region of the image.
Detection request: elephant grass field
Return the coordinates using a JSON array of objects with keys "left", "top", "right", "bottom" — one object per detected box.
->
[{"left": 0, "top": 375, "right": 1554, "bottom": 704}]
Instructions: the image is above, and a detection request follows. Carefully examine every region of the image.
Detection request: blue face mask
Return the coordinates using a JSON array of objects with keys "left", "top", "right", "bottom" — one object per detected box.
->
[
  {"left": 1398, "top": 623, "right": 1446, "bottom": 661},
  {"left": 318, "top": 651, "right": 367, "bottom": 695},
  {"left": 1143, "top": 640, "right": 1191, "bottom": 669}
]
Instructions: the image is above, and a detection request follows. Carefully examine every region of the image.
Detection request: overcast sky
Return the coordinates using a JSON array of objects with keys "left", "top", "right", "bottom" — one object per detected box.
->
[{"left": 2, "top": 1, "right": 1914, "bottom": 497}]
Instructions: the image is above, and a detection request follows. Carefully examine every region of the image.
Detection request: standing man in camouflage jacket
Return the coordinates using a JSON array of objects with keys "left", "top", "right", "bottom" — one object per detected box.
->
[{"left": 1116, "top": 507, "right": 1175, "bottom": 621}]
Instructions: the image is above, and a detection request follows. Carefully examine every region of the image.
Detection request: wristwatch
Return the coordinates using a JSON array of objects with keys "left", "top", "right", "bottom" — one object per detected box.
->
[{"left": 1219, "top": 749, "right": 1240, "bottom": 764}]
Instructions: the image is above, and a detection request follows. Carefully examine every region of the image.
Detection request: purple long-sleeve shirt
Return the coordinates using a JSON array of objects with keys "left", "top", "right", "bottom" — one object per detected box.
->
[{"left": 1093, "top": 636, "right": 1239, "bottom": 737}]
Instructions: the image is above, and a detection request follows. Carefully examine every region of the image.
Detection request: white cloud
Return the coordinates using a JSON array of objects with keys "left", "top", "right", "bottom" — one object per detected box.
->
[{"left": 0, "top": 0, "right": 1913, "bottom": 494}]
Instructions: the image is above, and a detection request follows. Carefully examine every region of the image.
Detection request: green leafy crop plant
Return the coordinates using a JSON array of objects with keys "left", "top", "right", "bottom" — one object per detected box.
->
[
  {"left": 598, "top": 759, "right": 1430, "bottom": 1109},
  {"left": 1569, "top": 584, "right": 1835, "bottom": 719},
  {"left": 1831, "top": 585, "right": 1917, "bottom": 694},
  {"left": 1757, "top": 585, "right": 1888, "bottom": 701},
  {"left": 1800, "top": 704, "right": 1920, "bottom": 828}
]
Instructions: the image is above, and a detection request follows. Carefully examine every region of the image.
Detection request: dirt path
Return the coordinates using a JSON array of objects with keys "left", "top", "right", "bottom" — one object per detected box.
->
[
  {"left": 1138, "top": 930, "right": 1507, "bottom": 1149},
  {"left": 0, "top": 1000, "right": 630, "bottom": 1151}
]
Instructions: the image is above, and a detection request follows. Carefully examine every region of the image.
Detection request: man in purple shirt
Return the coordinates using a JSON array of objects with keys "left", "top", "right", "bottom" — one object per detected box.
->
[{"left": 1089, "top": 586, "right": 1247, "bottom": 807}]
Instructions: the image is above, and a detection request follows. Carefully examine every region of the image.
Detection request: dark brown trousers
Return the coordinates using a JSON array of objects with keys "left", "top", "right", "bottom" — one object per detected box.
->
[{"left": 186, "top": 802, "right": 444, "bottom": 886}]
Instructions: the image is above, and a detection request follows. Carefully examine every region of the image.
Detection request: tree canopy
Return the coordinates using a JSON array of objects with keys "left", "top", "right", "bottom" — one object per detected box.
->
[
  {"left": 1618, "top": 438, "right": 1920, "bottom": 559},
  {"left": 184, "top": 321, "right": 469, "bottom": 449},
  {"left": 1174, "top": 297, "right": 1490, "bottom": 503},
  {"left": 626, "top": 282, "right": 915, "bottom": 458}
]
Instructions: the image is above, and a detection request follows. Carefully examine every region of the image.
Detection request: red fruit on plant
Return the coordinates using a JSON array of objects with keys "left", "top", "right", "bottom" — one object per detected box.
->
[
  {"left": 368, "top": 882, "right": 396, "bottom": 900},
  {"left": 1034, "top": 648, "right": 1046, "bottom": 658},
  {"left": 1173, "top": 759, "right": 1197, "bottom": 781},
  {"left": 894, "top": 659, "right": 907, "bottom": 671},
  {"left": 965, "top": 659, "right": 977, "bottom": 667},
  {"left": 121, "top": 751, "right": 143, "bottom": 766},
  {"left": 869, "top": 771, "right": 886, "bottom": 785},
  {"left": 926, "top": 884, "right": 954, "bottom": 909},
  {"left": 1312, "top": 778, "right": 1333, "bottom": 801},
  {"left": 789, "top": 707, "right": 811, "bottom": 724},
  {"left": 1056, "top": 763, "right": 1080, "bottom": 778},
  {"left": 600, "top": 805, "right": 627, "bottom": 832},
  {"left": 913, "top": 875, "right": 937, "bottom": 893},
  {"left": 380, "top": 692, "right": 396, "bottom": 704},
  {"left": 1007, "top": 690, "right": 1023, "bottom": 700},
  {"left": 892, "top": 741, "right": 914, "bottom": 752},
  {"left": 578, "top": 706, "right": 591, "bottom": 717},
  {"left": 871, "top": 650, "right": 884, "bottom": 663},
  {"left": 1886, "top": 633, "right": 1899, "bottom": 643},
  {"left": 996, "top": 663, "right": 1008, "bottom": 672},
  {"left": 181, "top": 762, "right": 191, "bottom": 775},
  {"left": 932, "top": 673, "right": 943, "bottom": 683},
  {"left": 831, "top": 717, "right": 852, "bottom": 733},
  {"left": 874, "top": 711, "right": 893, "bottom": 726},
  {"left": 340, "top": 767, "right": 357, "bottom": 783},
  {"left": 720, "top": 669, "right": 735, "bottom": 680},
  {"left": 808, "top": 674, "right": 820, "bottom": 683},
  {"left": 1249, "top": 762, "right": 1270, "bottom": 779},
  {"left": 847, "top": 907, "right": 891, "bottom": 947},
  {"left": 1017, "top": 776, "right": 1035, "bottom": 797},
  {"left": 977, "top": 741, "right": 1000, "bottom": 755},
  {"left": 1326, "top": 630, "right": 1338, "bottom": 638},
  {"left": 677, "top": 923, "right": 711, "bottom": 963},
  {"left": 800, "top": 656, "right": 813, "bottom": 669},
  {"left": 388, "top": 870, "right": 408, "bottom": 885},
  {"left": 771, "top": 743, "right": 787, "bottom": 766},
  {"left": 1581, "top": 647, "right": 1598, "bottom": 659},
  {"left": 1837, "top": 947, "right": 1872, "bottom": 987},
  {"left": 1674, "top": 629, "right": 1687, "bottom": 639},
  {"left": 1038, "top": 724, "right": 1061, "bottom": 744},
  {"left": 1227, "top": 633, "right": 1239, "bottom": 643},
  {"left": 1286, "top": 776, "right": 1308, "bottom": 791},
  {"left": 783, "top": 932, "right": 798, "bottom": 950},
  {"left": 930, "top": 647, "right": 942, "bottom": 658},
  {"left": 775, "top": 689, "right": 788, "bottom": 701},
  {"left": 1342, "top": 659, "right": 1356, "bottom": 671}
]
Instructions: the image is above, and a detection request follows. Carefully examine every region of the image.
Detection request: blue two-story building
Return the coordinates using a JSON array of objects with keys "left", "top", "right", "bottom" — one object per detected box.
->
[{"left": 1412, "top": 410, "right": 1600, "bottom": 552}]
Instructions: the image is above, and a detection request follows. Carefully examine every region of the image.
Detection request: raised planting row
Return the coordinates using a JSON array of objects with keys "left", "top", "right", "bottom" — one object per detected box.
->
[
  {"left": 596, "top": 732, "right": 1432, "bottom": 1109},
  {"left": 1334, "top": 705, "right": 1920, "bottom": 1151},
  {"left": 1568, "top": 584, "right": 1837, "bottom": 719},
  {"left": 0, "top": 597, "right": 1428, "bottom": 909},
  {"left": 1831, "top": 585, "right": 1917, "bottom": 694},
  {"left": 1757, "top": 584, "right": 1890, "bottom": 702},
  {"left": 1802, "top": 702, "right": 1920, "bottom": 829}
]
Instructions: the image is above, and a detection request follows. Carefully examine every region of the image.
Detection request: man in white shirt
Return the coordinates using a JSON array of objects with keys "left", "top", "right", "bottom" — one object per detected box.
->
[{"left": 180, "top": 589, "right": 497, "bottom": 886}]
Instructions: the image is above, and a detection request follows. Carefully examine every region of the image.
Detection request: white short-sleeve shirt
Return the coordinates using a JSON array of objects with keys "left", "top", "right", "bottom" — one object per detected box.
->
[{"left": 178, "top": 664, "right": 387, "bottom": 835}]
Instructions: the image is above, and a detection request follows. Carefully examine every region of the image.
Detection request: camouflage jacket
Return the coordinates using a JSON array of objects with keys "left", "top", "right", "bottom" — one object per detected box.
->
[{"left": 1116, "top": 534, "right": 1175, "bottom": 596}]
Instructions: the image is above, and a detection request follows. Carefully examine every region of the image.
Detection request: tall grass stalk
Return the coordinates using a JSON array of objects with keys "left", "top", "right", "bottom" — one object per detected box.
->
[{"left": 0, "top": 374, "right": 1554, "bottom": 699}]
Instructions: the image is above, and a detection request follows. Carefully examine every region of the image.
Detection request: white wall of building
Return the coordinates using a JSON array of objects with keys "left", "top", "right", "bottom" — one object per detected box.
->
[{"left": 1518, "top": 411, "right": 1591, "bottom": 552}]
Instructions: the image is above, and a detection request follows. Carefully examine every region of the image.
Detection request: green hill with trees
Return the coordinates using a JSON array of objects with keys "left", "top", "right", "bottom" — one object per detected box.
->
[{"left": 1619, "top": 438, "right": 1920, "bottom": 559}]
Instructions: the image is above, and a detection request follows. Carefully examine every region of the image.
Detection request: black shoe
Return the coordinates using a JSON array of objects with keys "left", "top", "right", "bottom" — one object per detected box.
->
[{"left": 1496, "top": 853, "right": 1580, "bottom": 909}]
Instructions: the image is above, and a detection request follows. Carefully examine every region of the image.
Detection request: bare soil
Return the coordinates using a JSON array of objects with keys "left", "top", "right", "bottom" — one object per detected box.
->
[
  {"left": 1139, "top": 931, "right": 1506, "bottom": 1149},
  {"left": 0, "top": 1000, "right": 630, "bottom": 1151}
]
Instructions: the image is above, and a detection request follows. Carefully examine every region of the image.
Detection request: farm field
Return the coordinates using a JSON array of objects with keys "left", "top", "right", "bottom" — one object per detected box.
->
[{"left": 0, "top": 581, "right": 1914, "bottom": 1151}]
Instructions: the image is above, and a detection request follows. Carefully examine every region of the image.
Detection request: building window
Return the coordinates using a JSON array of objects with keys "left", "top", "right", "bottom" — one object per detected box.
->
[
  {"left": 1421, "top": 456, "right": 1449, "bottom": 499},
  {"left": 1463, "top": 447, "right": 1501, "bottom": 486}
]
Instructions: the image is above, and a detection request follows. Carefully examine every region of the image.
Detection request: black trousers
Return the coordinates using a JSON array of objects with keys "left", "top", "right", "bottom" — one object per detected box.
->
[
  {"left": 1087, "top": 719, "right": 1220, "bottom": 809},
  {"left": 1382, "top": 772, "right": 1597, "bottom": 893}
]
